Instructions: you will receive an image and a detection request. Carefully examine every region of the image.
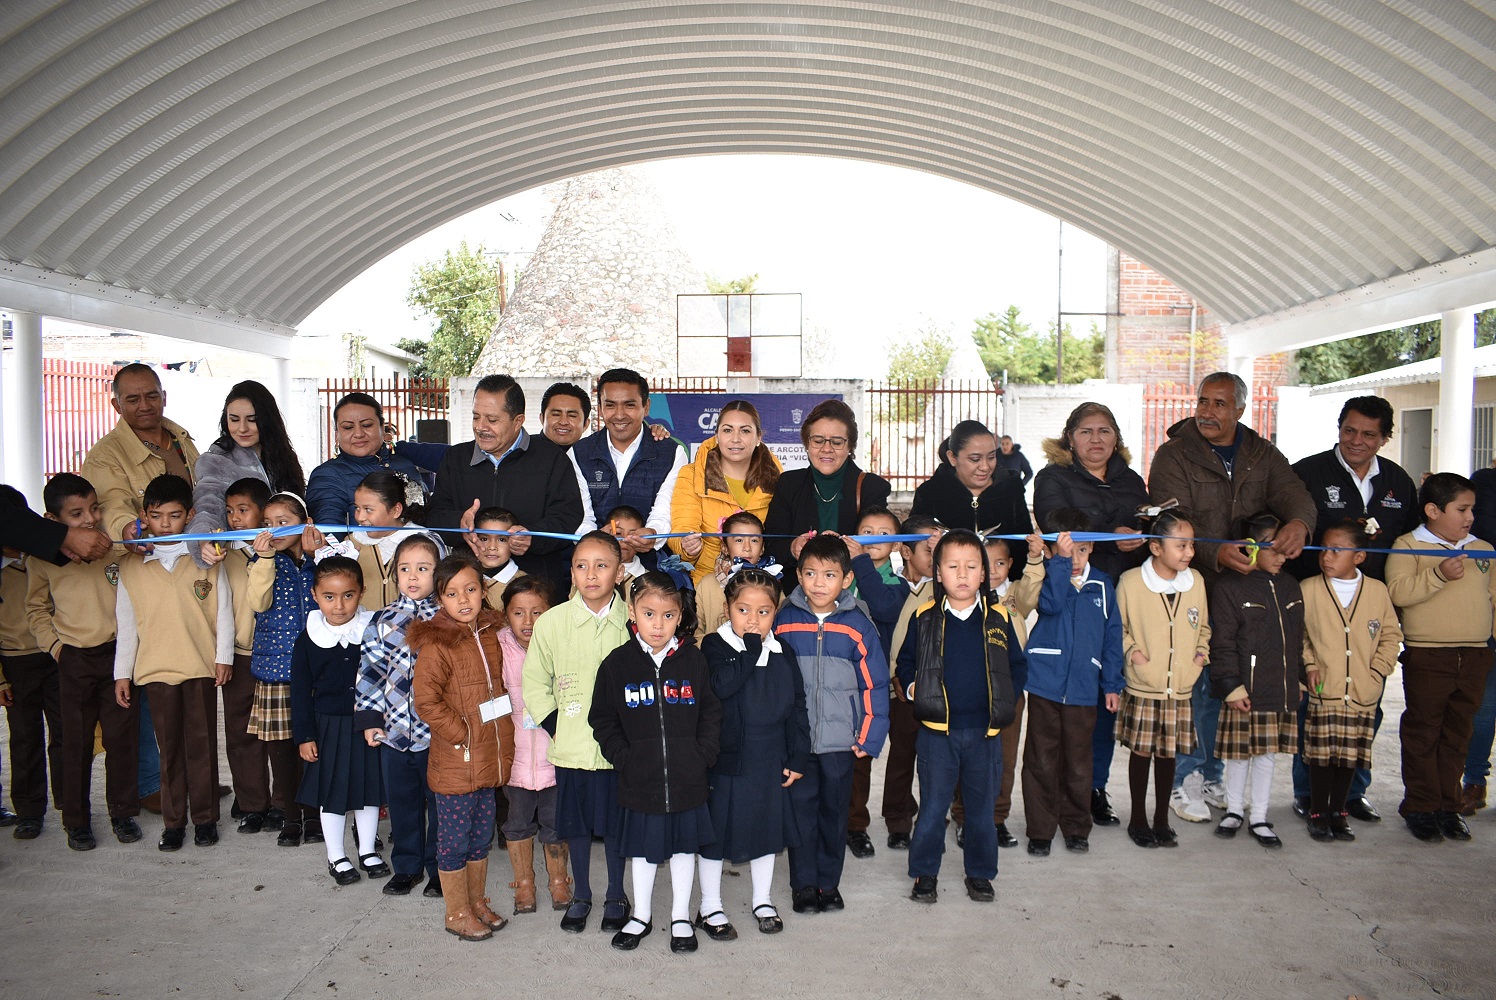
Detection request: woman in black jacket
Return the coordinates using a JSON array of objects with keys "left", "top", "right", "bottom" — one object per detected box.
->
[
  {"left": 764, "top": 399, "right": 890, "bottom": 574},
  {"left": 1032, "top": 402, "right": 1150, "bottom": 583},
  {"left": 909, "top": 420, "right": 1031, "bottom": 538}
]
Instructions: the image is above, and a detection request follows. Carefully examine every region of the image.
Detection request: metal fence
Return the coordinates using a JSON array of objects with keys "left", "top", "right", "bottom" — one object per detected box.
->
[
  {"left": 863, "top": 379, "right": 1005, "bottom": 491},
  {"left": 318, "top": 375, "right": 451, "bottom": 457},
  {"left": 1139, "top": 382, "right": 1278, "bottom": 477},
  {"left": 42, "top": 359, "right": 119, "bottom": 476}
]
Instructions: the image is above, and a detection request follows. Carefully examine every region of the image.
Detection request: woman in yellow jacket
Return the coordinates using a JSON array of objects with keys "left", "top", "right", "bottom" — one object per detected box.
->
[{"left": 668, "top": 401, "right": 782, "bottom": 589}]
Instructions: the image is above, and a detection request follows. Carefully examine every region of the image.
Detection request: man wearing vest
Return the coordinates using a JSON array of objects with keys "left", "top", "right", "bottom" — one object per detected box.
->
[{"left": 569, "top": 369, "right": 688, "bottom": 572}]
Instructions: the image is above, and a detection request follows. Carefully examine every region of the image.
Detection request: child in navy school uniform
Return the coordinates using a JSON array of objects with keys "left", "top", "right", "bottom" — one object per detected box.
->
[{"left": 590, "top": 572, "right": 722, "bottom": 954}]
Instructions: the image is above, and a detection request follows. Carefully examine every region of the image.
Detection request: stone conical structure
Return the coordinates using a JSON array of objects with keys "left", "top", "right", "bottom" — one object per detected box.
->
[{"left": 471, "top": 167, "right": 707, "bottom": 378}]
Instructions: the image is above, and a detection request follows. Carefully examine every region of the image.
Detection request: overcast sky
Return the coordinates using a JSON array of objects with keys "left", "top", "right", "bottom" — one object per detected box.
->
[{"left": 298, "top": 154, "right": 1111, "bottom": 377}]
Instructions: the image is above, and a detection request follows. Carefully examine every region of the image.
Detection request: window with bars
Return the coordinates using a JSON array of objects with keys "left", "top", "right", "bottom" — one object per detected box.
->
[{"left": 1474, "top": 403, "right": 1496, "bottom": 473}]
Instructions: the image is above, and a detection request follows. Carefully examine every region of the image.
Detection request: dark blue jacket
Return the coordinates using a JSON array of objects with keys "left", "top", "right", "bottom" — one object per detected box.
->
[
  {"left": 701, "top": 631, "right": 813, "bottom": 779},
  {"left": 895, "top": 599, "right": 1023, "bottom": 733},
  {"left": 306, "top": 448, "right": 425, "bottom": 528},
  {"left": 290, "top": 631, "right": 362, "bottom": 744},
  {"left": 572, "top": 430, "right": 682, "bottom": 568},
  {"left": 1023, "top": 556, "right": 1124, "bottom": 706},
  {"left": 250, "top": 551, "right": 316, "bottom": 683},
  {"left": 849, "top": 553, "right": 910, "bottom": 660}
]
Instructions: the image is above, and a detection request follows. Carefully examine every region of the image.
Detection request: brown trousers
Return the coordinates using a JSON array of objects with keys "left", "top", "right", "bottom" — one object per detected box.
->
[
  {"left": 265, "top": 739, "right": 304, "bottom": 823},
  {"left": 145, "top": 678, "right": 220, "bottom": 828},
  {"left": 1, "top": 651, "right": 63, "bottom": 819},
  {"left": 57, "top": 642, "right": 139, "bottom": 829},
  {"left": 1399, "top": 646, "right": 1494, "bottom": 815},
  {"left": 953, "top": 693, "right": 1025, "bottom": 825},
  {"left": 1021, "top": 695, "right": 1095, "bottom": 840},
  {"left": 223, "top": 654, "right": 270, "bottom": 813}
]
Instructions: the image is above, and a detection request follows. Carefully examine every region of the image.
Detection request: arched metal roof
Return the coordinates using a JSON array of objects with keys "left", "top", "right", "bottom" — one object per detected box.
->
[{"left": 1, "top": 1, "right": 1493, "bottom": 329}]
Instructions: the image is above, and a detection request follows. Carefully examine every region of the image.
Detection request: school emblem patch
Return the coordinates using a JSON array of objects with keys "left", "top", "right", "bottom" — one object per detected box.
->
[
  {"left": 105, "top": 563, "right": 119, "bottom": 586},
  {"left": 1324, "top": 485, "right": 1342, "bottom": 507},
  {"left": 193, "top": 579, "right": 212, "bottom": 601},
  {"left": 1368, "top": 619, "right": 1381, "bottom": 638},
  {"left": 1480, "top": 560, "right": 1491, "bottom": 575},
  {"left": 1187, "top": 606, "right": 1200, "bottom": 629}
]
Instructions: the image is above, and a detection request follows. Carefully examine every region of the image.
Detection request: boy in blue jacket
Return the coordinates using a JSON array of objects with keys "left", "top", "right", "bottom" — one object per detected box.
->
[
  {"left": 773, "top": 534, "right": 890, "bottom": 915},
  {"left": 1019, "top": 508, "right": 1123, "bottom": 857}
]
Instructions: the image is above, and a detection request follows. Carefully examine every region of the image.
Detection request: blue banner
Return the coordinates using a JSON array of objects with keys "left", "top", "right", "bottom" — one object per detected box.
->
[{"left": 649, "top": 393, "right": 840, "bottom": 470}]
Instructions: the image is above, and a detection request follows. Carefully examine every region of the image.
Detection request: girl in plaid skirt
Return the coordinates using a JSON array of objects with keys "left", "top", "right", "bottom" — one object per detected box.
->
[
  {"left": 1208, "top": 513, "right": 1304, "bottom": 848},
  {"left": 1301, "top": 521, "right": 1402, "bottom": 844},
  {"left": 1115, "top": 510, "right": 1212, "bottom": 849}
]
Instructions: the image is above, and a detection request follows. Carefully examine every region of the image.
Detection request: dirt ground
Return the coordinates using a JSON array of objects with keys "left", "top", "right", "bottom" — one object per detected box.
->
[{"left": 1, "top": 679, "right": 1491, "bottom": 1000}]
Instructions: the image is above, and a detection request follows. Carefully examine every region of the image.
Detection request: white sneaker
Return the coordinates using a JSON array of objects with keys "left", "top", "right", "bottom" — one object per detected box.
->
[
  {"left": 1170, "top": 786, "right": 1211, "bottom": 822},
  {"left": 1200, "top": 780, "right": 1227, "bottom": 810}
]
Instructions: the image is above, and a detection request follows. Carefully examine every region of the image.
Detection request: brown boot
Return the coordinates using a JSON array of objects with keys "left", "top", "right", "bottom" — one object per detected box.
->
[
  {"left": 1462, "top": 783, "right": 1487, "bottom": 817},
  {"left": 466, "top": 858, "right": 507, "bottom": 931},
  {"left": 544, "top": 841, "right": 573, "bottom": 911},
  {"left": 507, "top": 838, "right": 537, "bottom": 914},
  {"left": 439, "top": 869, "right": 491, "bottom": 941}
]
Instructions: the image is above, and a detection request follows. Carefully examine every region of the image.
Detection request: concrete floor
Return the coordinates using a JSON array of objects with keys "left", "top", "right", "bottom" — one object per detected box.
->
[{"left": 1, "top": 680, "right": 1491, "bottom": 1000}]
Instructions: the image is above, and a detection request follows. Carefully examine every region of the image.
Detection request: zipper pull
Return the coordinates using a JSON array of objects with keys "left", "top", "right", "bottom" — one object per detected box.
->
[{"left": 463, "top": 745, "right": 470, "bottom": 762}]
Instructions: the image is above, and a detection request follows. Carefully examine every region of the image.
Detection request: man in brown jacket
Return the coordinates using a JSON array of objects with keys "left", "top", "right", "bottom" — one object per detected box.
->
[{"left": 1146, "top": 371, "right": 1316, "bottom": 824}]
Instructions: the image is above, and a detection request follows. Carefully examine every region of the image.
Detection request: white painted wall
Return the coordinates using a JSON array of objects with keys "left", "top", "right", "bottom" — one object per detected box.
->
[
  {"left": 1274, "top": 385, "right": 1359, "bottom": 464},
  {"left": 1005, "top": 381, "right": 1146, "bottom": 473}
]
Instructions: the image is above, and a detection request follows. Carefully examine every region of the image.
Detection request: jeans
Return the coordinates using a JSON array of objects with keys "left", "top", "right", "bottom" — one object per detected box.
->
[
  {"left": 1173, "top": 669, "right": 1223, "bottom": 788},
  {"left": 909, "top": 727, "right": 1000, "bottom": 881},
  {"left": 1462, "top": 664, "right": 1496, "bottom": 786},
  {"left": 137, "top": 687, "right": 162, "bottom": 798},
  {"left": 1293, "top": 694, "right": 1384, "bottom": 799}
]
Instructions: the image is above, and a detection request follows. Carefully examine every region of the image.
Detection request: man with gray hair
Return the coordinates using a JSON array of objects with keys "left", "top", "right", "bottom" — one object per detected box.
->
[{"left": 1146, "top": 371, "right": 1316, "bottom": 824}]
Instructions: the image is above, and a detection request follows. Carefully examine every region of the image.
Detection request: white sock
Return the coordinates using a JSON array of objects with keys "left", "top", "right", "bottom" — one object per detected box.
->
[
  {"left": 1249, "top": 754, "right": 1276, "bottom": 825},
  {"left": 750, "top": 854, "right": 776, "bottom": 909},
  {"left": 353, "top": 806, "right": 380, "bottom": 856},
  {"left": 628, "top": 858, "right": 656, "bottom": 930},
  {"left": 669, "top": 853, "right": 695, "bottom": 934},
  {"left": 697, "top": 857, "right": 727, "bottom": 925},
  {"left": 1223, "top": 759, "right": 1249, "bottom": 817},
  {"left": 320, "top": 810, "right": 347, "bottom": 866}
]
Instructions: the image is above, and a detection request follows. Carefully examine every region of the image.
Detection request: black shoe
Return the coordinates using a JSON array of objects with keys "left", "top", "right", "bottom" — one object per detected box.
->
[
  {"left": 0, "top": 807, "right": 17, "bottom": 827},
  {"left": 847, "top": 829, "right": 875, "bottom": 859},
  {"left": 599, "top": 897, "right": 632, "bottom": 932},
  {"left": 423, "top": 874, "right": 443, "bottom": 898},
  {"left": 963, "top": 876, "right": 994, "bottom": 902},
  {"left": 791, "top": 886, "right": 819, "bottom": 913},
  {"left": 327, "top": 857, "right": 361, "bottom": 885},
  {"left": 752, "top": 904, "right": 783, "bottom": 934},
  {"left": 1216, "top": 812, "right": 1245, "bottom": 840},
  {"left": 560, "top": 899, "right": 592, "bottom": 933},
  {"left": 1127, "top": 825, "right": 1157, "bottom": 848},
  {"left": 817, "top": 888, "right": 844, "bottom": 912},
  {"left": 193, "top": 823, "right": 219, "bottom": 846},
  {"left": 263, "top": 807, "right": 286, "bottom": 831},
  {"left": 610, "top": 918, "right": 651, "bottom": 950},
  {"left": 1306, "top": 813, "right": 1335, "bottom": 842},
  {"left": 158, "top": 827, "right": 186, "bottom": 852},
  {"left": 238, "top": 811, "right": 265, "bottom": 834},
  {"left": 1328, "top": 812, "right": 1356, "bottom": 842},
  {"left": 1063, "top": 835, "right": 1089, "bottom": 854},
  {"left": 303, "top": 826, "right": 324, "bottom": 845},
  {"left": 277, "top": 822, "right": 302, "bottom": 847},
  {"left": 1248, "top": 822, "right": 1281, "bottom": 849},
  {"left": 1292, "top": 795, "right": 1310, "bottom": 818},
  {"left": 1090, "top": 789, "right": 1120, "bottom": 826},
  {"left": 1404, "top": 811, "right": 1444, "bottom": 842},
  {"left": 995, "top": 822, "right": 1019, "bottom": 848},
  {"left": 694, "top": 911, "right": 738, "bottom": 941},
  {"left": 1026, "top": 838, "right": 1051, "bottom": 857},
  {"left": 384, "top": 873, "right": 420, "bottom": 895},
  {"left": 1346, "top": 797, "right": 1381, "bottom": 822},
  {"left": 668, "top": 920, "right": 696, "bottom": 953},
  {"left": 1437, "top": 810, "right": 1472, "bottom": 841},
  {"left": 111, "top": 816, "right": 143, "bottom": 844},
  {"left": 230, "top": 798, "right": 244, "bottom": 820},
  {"left": 955, "top": 823, "right": 965, "bottom": 849},
  {"left": 359, "top": 852, "right": 391, "bottom": 877},
  {"left": 1152, "top": 825, "right": 1179, "bottom": 848},
  {"left": 887, "top": 831, "right": 911, "bottom": 850},
  {"left": 13, "top": 818, "right": 43, "bottom": 840},
  {"left": 66, "top": 826, "right": 97, "bottom": 852},
  {"left": 910, "top": 875, "right": 938, "bottom": 904}
]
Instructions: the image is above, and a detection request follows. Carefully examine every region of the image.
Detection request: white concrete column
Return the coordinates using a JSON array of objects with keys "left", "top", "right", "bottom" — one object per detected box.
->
[
  {"left": 271, "top": 356, "right": 291, "bottom": 409},
  {"left": 2, "top": 310, "right": 44, "bottom": 507},
  {"left": 1229, "top": 353, "right": 1256, "bottom": 428},
  {"left": 1437, "top": 306, "right": 1477, "bottom": 474}
]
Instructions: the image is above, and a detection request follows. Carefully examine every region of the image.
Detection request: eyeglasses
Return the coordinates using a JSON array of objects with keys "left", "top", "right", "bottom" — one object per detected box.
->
[{"left": 808, "top": 436, "right": 849, "bottom": 449}]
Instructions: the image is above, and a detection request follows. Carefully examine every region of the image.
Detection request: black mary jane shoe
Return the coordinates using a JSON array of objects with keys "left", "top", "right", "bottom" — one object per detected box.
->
[
  {"left": 359, "top": 853, "right": 391, "bottom": 878},
  {"left": 1248, "top": 822, "right": 1282, "bottom": 849},
  {"left": 1126, "top": 825, "right": 1157, "bottom": 849},
  {"left": 1215, "top": 812, "right": 1245, "bottom": 839},
  {"left": 1328, "top": 812, "right": 1356, "bottom": 842},
  {"left": 1307, "top": 813, "right": 1334, "bottom": 842},
  {"left": 752, "top": 904, "right": 784, "bottom": 934},
  {"left": 383, "top": 873, "right": 420, "bottom": 895},
  {"left": 158, "top": 827, "right": 186, "bottom": 852},
  {"left": 328, "top": 858, "right": 362, "bottom": 886},
  {"left": 791, "top": 886, "right": 819, "bottom": 913},
  {"left": 609, "top": 918, "right": 651, "bottom": 951},
  {"left": 1151, "top": 825, "right": 1179, "bottom": 848},
  {"left": 694, "top": 911, "right": 738, "bottom": 941},
  {"left": 669, "top": 920, "right": 698, "bottom": 953},
  {"left": 995, "top": 822, "right": 1019, "bottom": 849},
  {"left": 599, "top": 897, "right": 632, "bottom": 932},
  {"left": 559, "top": 898, "right": 592, "bottom": 933}
]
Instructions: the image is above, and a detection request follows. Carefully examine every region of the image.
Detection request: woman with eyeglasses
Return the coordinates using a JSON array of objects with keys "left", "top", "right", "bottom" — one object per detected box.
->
[{"left": 763, "top": 399, "right": 891, "bottom": 576}]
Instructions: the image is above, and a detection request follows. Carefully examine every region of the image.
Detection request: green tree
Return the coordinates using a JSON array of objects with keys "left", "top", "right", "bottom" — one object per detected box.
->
[
  {"left": 1295, "top": 309, "right": 1496, "bottom": 384},
  {"left": 971, "top": 305, "right": 1103, "bottom": 383},
  {"left": 882, "top": 324, "right": 954, "bottom": 421},
  {"left": 405, "top": 240, "right": 502, "bottom": 377},
  {"left": 706, "top": 273, "right": 759, "bottom": 294},
  {"left": 394, "top": 336, "right": 430, "bottom": 379}
]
